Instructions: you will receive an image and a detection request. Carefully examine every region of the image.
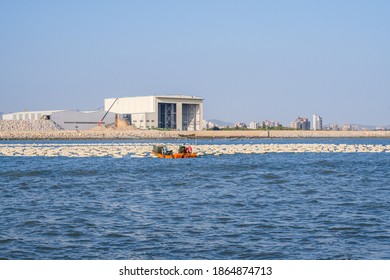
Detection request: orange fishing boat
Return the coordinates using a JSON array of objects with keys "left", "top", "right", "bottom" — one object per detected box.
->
[{"left": 152, "top": 144, "right": 197, "bottom": 158}]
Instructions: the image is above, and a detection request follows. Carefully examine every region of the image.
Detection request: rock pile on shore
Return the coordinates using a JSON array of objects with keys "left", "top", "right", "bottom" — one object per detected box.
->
[
  {"left": 1, "top": 127, "right": 390, "bottom": 140},
  {"left": 1, "top": 143, "right": 389, "bottom": 157},
  {"left": 0, "top": 120, "right": 63, "bottom": 131},
  {"left": 0, "top": 129, "right": 175, "bottom": 140},
  {"left": 195, "top": 143, "right": 390, "bottom": 155}
]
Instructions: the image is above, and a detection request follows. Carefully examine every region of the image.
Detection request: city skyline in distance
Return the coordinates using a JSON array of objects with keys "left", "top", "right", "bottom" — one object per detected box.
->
[
  {"left": 0, "top": 1, "right": 389, "bottom": 126},
  {"left": 205, "top": 117, "right": 390, "bottom": 131}
]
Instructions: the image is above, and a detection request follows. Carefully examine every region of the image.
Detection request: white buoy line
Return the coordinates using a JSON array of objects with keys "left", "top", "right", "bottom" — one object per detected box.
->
[{"left": 0, "top": 143, "right": 389, "bottom": 158}]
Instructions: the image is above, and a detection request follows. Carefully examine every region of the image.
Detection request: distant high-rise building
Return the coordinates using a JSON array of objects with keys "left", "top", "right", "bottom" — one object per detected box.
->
[
  {"left": 249, "top": 122, "right": 258, "bottom": 129},
  {"left": 291, "top": 117, "right": 310, "bottom": 130},
  {"left": 341, "top": 124, "right": 352, "bottom": 131},
  {"left": 235, "top": 122, "right": 247, "bottom": 129},
  {"left": 328, "top": 124, "right": 340, "bottom": 131},
  {"left": 312, "top": 114, "right": 322, "bottom": 130},
  {"left": 262, "top": 120, "right": 281, "bottom": 128}
]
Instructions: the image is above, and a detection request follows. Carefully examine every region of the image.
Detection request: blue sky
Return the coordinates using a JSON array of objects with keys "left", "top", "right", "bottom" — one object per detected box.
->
[{"left": 1, "top": 0, "right": 389, "bottom": 125}]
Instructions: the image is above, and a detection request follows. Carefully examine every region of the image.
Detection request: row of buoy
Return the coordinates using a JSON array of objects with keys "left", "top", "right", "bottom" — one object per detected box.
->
[{"left": 0, "top": 143, "right": 389, "bottom": 158}]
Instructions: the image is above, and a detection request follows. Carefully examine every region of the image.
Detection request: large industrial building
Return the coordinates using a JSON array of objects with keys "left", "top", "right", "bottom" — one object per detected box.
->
[
  {"left": 50, "top": 110, "right": 115, "bottom": 130},
  {"left": 2, "top": 110, "right": 64, "bottom": 121},
  {"left": 104, "top": 95, "right": 204, "bottom": 131},
  {"left": 1, "top": 95, "right": 203, "bottom": 131},
  {"left": 2, "top": 110, "right": 115, "bottom": 130}
]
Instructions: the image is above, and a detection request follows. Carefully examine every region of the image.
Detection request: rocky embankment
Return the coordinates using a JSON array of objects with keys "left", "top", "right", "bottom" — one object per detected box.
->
[
  {"left": 0, "top": 120, "right": 63, "bottom": 131},
  {"left": 0, "top": 120, "right": 390, "bottom": 139},
  {"left": 0, "top": 129, "right": 174, "bottom": 140},
  {"left": 0, "top": 120, "right": 171, "bottom": 139},
  {"left": 0, "top": 130, "right": 390, "bottom": 140},
  {"left": 1, "top": 143, "right": 389, "bottom": 157}
]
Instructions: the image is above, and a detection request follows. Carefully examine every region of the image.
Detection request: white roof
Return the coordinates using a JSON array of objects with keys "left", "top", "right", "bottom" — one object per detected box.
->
[
  {"left": 154, "top": 95, "right": 203, "bottom": 100},
  {"left": 105, "top": 94, "right": 203, "bottom": 100},
  {"left": 3, "top": 109, "right": 65, "bottom": 115}
]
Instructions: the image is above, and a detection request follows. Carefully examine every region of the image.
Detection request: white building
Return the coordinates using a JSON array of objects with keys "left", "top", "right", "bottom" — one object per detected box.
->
[
  {"left": 1, "top": 110, "right": 115, "bottom": 130},
  {"left": 50, "top": 110, "right": 115, "bottom": 130},
  {"left": 262, "top": 120, "right": 281, "bottom": 128},
  {"left": 203, "top": 120, "right": 216, "bottom": 130},
  {"left": 312, "top": 114, "right": 323, "bottom": 130},
  {"left": 104, "top": 95, "right": 203, "bottom": 131},
  {"left": 291, "top": 117, "right": 310, "bottom": 130},
  {"left": 249, "top": 122, "right": 258, "bottom": 129},
  {"left": 2, "top": 110, "right": 64, "bottom": 121}
]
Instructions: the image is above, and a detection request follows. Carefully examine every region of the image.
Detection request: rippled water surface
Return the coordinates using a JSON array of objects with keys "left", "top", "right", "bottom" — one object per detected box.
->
[{"left": 1, "top": 139, "right": 390, "bottom": 259}]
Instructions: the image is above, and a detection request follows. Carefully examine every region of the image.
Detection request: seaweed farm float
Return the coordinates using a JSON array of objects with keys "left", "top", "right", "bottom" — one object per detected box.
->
[{"left": 151, "top": 144, "right": 197, "bottom": 158}]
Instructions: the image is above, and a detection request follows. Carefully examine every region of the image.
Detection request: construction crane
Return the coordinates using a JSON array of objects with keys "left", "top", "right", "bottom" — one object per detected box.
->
[{"left": 98, "top": 98, "right": 118, "bottom": 126}]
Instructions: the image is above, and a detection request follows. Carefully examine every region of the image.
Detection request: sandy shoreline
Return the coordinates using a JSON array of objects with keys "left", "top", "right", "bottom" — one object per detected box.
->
[{"left": 0, "top": 130, "right": 390, "bottom": 140}]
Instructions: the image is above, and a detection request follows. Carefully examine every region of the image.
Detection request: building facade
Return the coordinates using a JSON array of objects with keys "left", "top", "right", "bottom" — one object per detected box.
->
[
  {"left": 104, "top": 95, "right": 203, "bottom": 131},
  {"left": 249, "top": 122, "right": 258, "bottom": 129},
  {"left": 2, "top": 110, "right": 64, "bottom": 121},
  {"left": 2, "top": 110, "right": 115, "bottom": 130},
  {"left": 312, "top": 114, "right": 323, "bottom": 130},
  {"left": 50, "top": 110, "right": 115, "bottom": 130},
  {"left": 291, "top": 117, "right": 311, "bottom": 130}
]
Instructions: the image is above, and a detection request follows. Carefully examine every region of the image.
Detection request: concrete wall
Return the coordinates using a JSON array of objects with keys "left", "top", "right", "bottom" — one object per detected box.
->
[{"left": 131, "top": 112, "right": 157, "bottom": 129}]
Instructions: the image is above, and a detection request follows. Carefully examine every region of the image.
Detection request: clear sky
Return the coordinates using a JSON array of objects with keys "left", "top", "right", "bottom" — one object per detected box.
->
[{"left": 1, "top": 0, "right": 389, "bottom": 126}]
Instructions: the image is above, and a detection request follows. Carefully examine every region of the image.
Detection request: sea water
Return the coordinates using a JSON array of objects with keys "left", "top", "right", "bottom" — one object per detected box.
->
[{"left": 1, "top": 138, "right": 390, "bottom": 259}]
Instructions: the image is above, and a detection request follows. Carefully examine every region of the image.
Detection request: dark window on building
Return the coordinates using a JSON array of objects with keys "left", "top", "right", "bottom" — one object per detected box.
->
[{"left": 158, "top": 103, "right": 177, "bottom": 129}]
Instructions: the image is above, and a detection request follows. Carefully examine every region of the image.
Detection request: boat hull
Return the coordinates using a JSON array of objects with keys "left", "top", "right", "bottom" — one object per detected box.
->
[{"left": 151, "top": 151, "right": 197, "bottom": 158}]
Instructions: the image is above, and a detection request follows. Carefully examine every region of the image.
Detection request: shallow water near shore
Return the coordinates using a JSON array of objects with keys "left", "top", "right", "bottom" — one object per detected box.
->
[{"left": 1, "top": 139, "right": 390, "bottom": 259}]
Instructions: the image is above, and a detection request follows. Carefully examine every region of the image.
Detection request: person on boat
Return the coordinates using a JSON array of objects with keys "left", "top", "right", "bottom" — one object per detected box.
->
[
  {"left": 162, "top": 146, "right": 173, "bottom": 155},
  {"left": 178, "top": 145, "right": 186, "bottom": 154},
  {"left": 185, "top": 145, "right": 193, "bottom": 154}
]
